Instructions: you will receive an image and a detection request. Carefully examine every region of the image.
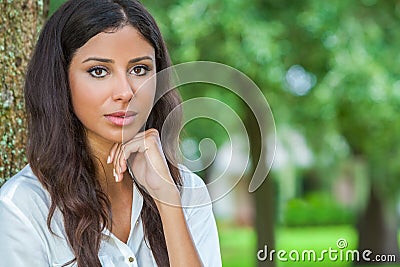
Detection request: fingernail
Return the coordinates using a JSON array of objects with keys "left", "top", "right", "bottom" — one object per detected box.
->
[
  {"left": 113, "top": 168, "right": 118, "bottom": 182},
  {"left": 119, "top": 166, "right": 122, "bottom": 174},
  {"left": 107, "top": 155, "right": 111, "bottom": 164}
]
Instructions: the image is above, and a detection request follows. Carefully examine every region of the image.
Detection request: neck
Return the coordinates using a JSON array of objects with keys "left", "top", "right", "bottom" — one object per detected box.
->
[
  {"left": 86, "top": 131, "right": 131, "bottom": 195},
  {"left": 87, "top": 132, "right": 114, "bottom": 162}
]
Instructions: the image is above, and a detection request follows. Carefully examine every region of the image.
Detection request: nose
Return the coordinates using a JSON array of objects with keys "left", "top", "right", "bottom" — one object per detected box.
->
[{"left": 112, "top": 74, "right": 135, "bottom": 102}]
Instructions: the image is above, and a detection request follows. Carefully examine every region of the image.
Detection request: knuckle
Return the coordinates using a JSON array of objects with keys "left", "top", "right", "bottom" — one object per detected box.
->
[
  {"left": 145, "top": 129, "right": 159, "bottom": 143},
  {"left": 148, "top": 128, "right": 159, "bottom": 136},
  {"left": 144, "top": 136, "right": 156, "bottom": 146}
]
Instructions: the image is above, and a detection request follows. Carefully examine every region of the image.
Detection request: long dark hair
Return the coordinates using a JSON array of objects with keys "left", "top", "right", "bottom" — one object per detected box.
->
[{"left": 24, "top": 0, "right": 182, "bottom": 266}]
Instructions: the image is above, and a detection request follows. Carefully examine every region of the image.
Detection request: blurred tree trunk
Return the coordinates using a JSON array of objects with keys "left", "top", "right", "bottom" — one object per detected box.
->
[
  {"left": 244, "top": 106, "right": 276, "bottom": 267},
  {"left": 0, "top": 1, "right": 49, "bottom": 184},
  {"left": 356, "top": 185, "right": 400, "bottom": 264},
  {"left": 254, "top": 177, "right": 276, "bottom": 267}
]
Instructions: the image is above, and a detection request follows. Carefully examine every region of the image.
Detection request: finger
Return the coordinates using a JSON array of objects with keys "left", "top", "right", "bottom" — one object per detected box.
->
[
  {"left": 144, "top": 128, "right": 159, "bottom": 135},
  {"left": 113, "top": 144, "right": 123, "bottom": 182},
  {"left": 119, "top": 144, "right": 128, "bottom": 175},
  {"left": 107, "top": 143, "right": 119, "bottom": 164},
  {"left": 124, "top": 134, "right": 155, "bottom": 155},
  {"left": 124, "top": 129, "right": 148, "bottom": 143},
  {"left": 127, "top": 128, "right": 159, "bottom": 143},
  {"left": 121, "top": 142, "right": 146, "bottom": 184},
  {"left": 115, "top": 141, "right": 146, "bottom": 182},
  {"left": 121, "top": 139, "right": 152, "bottom": 177}
]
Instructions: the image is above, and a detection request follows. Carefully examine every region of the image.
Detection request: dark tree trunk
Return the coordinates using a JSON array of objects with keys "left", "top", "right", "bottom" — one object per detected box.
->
[
  {"left": 243, "top": 103, "right": 276, "bottom": 267},
  {"left": 0, "top": 1, "right": 49, "bottom": 184},
  {"left": 356, "top": 187, "right": 400, "bottom": 265},
  {"left": 255, "top": 177, "right": 276, "bottom": 267}
]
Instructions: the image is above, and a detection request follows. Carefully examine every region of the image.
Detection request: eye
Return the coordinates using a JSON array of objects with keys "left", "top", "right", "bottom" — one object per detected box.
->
[
  {"left": 130, "top": 65, "right": 151, "bottom": 76},
  {"left": 88, "top": 67, "right": 108, "bottom": 78}
]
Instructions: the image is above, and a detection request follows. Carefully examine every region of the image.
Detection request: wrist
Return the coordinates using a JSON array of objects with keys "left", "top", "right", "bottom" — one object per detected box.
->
[{"left": 154, "top": 188, "right": 181, "bottom": 210}]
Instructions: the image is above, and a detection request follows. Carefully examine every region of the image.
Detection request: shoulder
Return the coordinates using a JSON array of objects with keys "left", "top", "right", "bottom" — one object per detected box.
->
[
  {"left": 0, "top": 166, "right": 57, "bottom": 266},
  {"left": 0, "top": 165, "right": 50, "bottom": 214},
  {"left": 179, "top": 164, "right": 207, "bottom": 188},
  {"left": 178, "top": 165, "right": 212, "bottom": 209}
]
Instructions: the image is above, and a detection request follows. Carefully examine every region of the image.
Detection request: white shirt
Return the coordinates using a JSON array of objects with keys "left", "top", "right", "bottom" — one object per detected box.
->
[{"left": 0, "top": 165, "right": 221, "bottom": 267}]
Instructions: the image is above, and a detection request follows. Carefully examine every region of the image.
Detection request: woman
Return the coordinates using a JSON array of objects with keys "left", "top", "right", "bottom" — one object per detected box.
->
[{"left": 0, "top": 0, "right": 221, "bottom": 266}]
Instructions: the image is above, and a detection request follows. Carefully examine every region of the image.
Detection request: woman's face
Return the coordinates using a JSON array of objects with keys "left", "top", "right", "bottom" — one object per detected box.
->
[{"left": 68, "top": 25, "right": 156, "bottom": 145}]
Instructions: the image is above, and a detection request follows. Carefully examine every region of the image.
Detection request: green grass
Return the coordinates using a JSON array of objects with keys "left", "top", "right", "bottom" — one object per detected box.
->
[
  {"left": 219, "top": 225, "right": 256, "bottom": 267},
  {"left": 219, "top": 224, "right": 400, "bottom": 267},
  {"left": 276, "top": 225, "right": 356, "bottom": 267}
]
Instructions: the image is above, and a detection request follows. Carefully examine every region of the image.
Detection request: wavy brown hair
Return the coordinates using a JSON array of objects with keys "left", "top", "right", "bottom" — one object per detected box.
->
[{"left": 24, "top": 0, "right": 182, "bottom": 266}]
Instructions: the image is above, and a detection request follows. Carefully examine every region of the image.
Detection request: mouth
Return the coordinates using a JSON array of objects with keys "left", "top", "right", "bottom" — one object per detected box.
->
[{"left": 104, "top": 111, "right": 138, "bottom": 126}]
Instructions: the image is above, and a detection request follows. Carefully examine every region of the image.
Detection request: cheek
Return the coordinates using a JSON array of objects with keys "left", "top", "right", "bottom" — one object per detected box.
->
[
  {"left": 70, "top": 89, "right": 87, "bottom": 112},
  {"left": 133, "top": 78, "right": 157, "bottom": 110},
  {"left": 69, "top": 74, "right": 84, "bottom": 112},
  {"left": 69, "top": 73, "right": 106, "bottom": 120}
]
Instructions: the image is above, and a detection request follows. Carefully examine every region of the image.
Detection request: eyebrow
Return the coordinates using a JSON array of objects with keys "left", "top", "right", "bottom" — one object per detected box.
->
[{"left": 82, "top": 56, "right": 153, "bottom": 64}]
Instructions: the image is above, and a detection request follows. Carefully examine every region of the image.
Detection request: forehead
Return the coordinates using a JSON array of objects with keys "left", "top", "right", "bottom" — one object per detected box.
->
[{"left": 73, "top": 25, "right": 155, "bottom": 60}]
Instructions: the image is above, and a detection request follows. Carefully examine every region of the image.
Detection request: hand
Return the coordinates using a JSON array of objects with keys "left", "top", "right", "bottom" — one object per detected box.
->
[{"left": 108, "top": 128, "right": 180, "bottom": 205}]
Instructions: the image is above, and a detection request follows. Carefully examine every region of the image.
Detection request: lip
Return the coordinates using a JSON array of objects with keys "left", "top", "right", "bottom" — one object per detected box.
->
[{"left": 104, "top": 110, "right": 138, "bottom": 126}]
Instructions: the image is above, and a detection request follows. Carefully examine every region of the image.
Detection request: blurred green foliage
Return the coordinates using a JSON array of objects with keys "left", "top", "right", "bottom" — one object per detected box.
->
[
  {"left": 283, "top": 192, "right": 355, "bottom": 227},
  {"left": 49, "top": 0, "right": 64, "bottom": 15}
]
